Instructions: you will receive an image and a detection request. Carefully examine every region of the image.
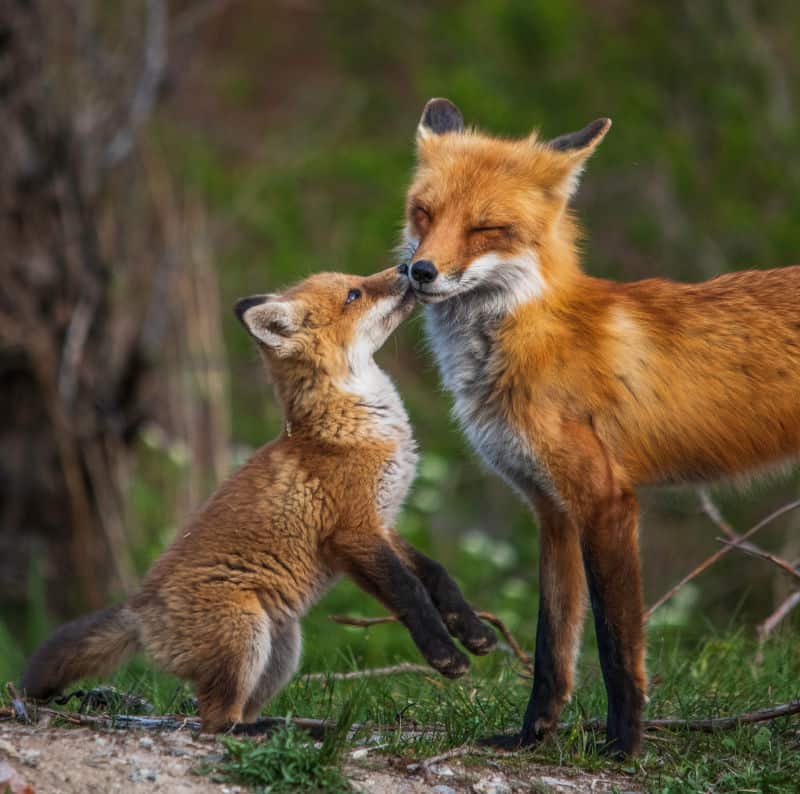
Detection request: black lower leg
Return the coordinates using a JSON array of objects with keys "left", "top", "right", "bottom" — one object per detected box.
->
[
  {"left": 346, "top": 541, "right": 469, "bottom": 678},
  {"left": 520, "top": 605, "right": 564, "bottom": 744},
  {"left": 584, "top": 560, "right": 644, "bottom": 757},
  {"left": 398, "top": 540, "right": 497, "bottom": 654}
]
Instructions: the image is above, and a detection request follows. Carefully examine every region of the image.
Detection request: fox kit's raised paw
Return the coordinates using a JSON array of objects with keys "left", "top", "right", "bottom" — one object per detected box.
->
[
  {"left": 443, "top": 610, "right": 497, "bottom": 656},
  {"left": 426, "top": 644, "right": 470, "bottom": 678}
]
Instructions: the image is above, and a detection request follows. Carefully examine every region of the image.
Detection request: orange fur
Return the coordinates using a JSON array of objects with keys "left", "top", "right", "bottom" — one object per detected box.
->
[{"left": 402, "top": 98, "right": 800, "bottom": 756}]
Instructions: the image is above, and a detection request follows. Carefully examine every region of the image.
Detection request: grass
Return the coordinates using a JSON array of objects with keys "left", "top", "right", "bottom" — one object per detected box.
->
[
  {"left": 4, "top": 621, "right": 798, "bottom": 792},
  {"left": 201, "top": 713, "right": 355, "bottom": 793}
]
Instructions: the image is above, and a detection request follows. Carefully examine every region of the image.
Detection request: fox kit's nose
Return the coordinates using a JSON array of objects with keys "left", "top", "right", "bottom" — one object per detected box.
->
[
  {"left": 234, "top": 295, "right": 268, "bottom": 324},
  {"left": 410, "top": 260, "right": 438, "bottom": 284}
]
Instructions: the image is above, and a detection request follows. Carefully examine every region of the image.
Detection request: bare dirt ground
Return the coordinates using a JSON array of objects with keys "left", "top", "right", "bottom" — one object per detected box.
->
[{"left": 0, "top": 721, "right": 640, "bottom": 793}]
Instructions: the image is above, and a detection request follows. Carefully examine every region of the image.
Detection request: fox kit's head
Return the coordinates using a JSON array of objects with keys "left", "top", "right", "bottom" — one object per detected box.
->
[
  {"left": 401, "top": 98, "right": 610, "bottom": 308},
  {"left": 235, "top": 267, "right": 414, "bottom": 401}
]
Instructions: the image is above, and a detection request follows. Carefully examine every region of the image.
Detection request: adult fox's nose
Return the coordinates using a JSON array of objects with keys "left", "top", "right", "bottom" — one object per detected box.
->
[{"left": 410, "top": 259, "right": 438, "bottom": 284}]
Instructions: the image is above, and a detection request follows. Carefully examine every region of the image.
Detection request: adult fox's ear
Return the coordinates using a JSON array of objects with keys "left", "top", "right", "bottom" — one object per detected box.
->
[
  {"left": 416, "top": 98, "right": 465, "bottom": 142},
  {"left": 545, "top": 117, "right": 611, "bottom": 200},
  {"left": 234, "top": 295, "right": 300, "bottom": 356}
]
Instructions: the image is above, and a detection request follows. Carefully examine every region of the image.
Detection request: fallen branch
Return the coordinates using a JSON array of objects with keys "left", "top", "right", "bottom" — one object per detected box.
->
[
  {"left": 330, "top": 611, "right": 533, "bottom": 671},
  {"left": 644, "top": 497, "right": 800, "bottom": 620},
  {"left": 635, "top": 698, "right": 800, "bottom": 732},
  {"left": 0, "top": 706, "right": 435, "bottom": 743},
  {"left": 6, "top": 699, "right": 799, "bottom": 742}
]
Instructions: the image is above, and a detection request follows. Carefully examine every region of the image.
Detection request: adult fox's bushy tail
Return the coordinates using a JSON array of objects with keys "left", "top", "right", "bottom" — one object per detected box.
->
[{"left": 21, "top": 604, "right": 140, "bottom": 700}]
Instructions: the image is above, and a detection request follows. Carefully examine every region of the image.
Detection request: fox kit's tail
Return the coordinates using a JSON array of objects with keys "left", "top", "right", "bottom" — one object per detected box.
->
[{"left": 21, "top": 604, "right": 140, "bottom": 700}]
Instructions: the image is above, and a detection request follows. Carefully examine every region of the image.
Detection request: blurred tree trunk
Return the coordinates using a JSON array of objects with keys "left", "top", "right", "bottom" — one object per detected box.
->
[{"left": 0, "top": 0, "right": 172, "bottom": 617}]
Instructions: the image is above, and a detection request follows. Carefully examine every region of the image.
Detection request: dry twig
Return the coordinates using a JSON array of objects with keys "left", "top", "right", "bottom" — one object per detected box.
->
[
  {"left": 717, "top": 538, "right": 800, "bottom": 582},
  {"left": 330, "top": 611, "right": 533, "bottom": 670},
  {"left": 303, "top": 664, "right": 433, "bottom": 681},
  {"left": 406, "top": 742, "right": 489, "bottom": 773},
  {"left": 644, "top": 496, "right": 800, "bottom": 621},
  {"left": 757, "top": 590, "right": 800, "bottom": 642},
  {"left": 4, "top": 684, "right": 29, "bottom": 723}
]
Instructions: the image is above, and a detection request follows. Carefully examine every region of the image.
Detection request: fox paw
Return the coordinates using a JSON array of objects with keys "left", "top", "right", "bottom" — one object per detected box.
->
[
  {"left": 461, "top": 621, "right": 498, "bottom": 656},
  {"left": 429, "top": 648, "right": 470, "bottom": 678},
  {"left": 442, "top": 611, "right": 498, "bottom": 656}
]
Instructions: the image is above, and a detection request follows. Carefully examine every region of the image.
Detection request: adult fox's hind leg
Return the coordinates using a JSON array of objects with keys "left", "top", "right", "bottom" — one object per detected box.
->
[
  {"left": 547, "top": 421, "right": 646, "bottom": 756},
  {"left": 242, "top": 620, "right": 302, "bottom": 723}
]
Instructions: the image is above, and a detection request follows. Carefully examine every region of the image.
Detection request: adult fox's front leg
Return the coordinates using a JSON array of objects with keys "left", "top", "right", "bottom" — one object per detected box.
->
[{"left": 520, "top": 491, "right": 588, "bottom": 744}]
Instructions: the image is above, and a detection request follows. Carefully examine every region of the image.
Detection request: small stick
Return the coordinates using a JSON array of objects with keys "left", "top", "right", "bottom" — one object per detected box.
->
[
  {"left": 329, "top": 615, "right": 397, "bottom": 628},
  {"left": 406, "top": 742, "right": 488, "bottom": 772},
  {"left": 475, "top": 611, "right": 533, "bottom": 670},
  {"left": 757, "top": 590, "right": 800, "bottom": 642},
  {"left": 5, "top": 683, "right": 29, "bottom": 723},
  {"left": 303, "top": 663, "right": 433, "bottom": 681},
  {"left": 699, "top": 490, "right": 800, "bottom": 582},
  {"left": 716, "top": 538, "right": 800, "bottom": 582},
  {"left": 330, "top": 611, "right": 533, "bottom": 670},
  {"left": 644, "top": 498, "right": 800, "bottom": 620}
]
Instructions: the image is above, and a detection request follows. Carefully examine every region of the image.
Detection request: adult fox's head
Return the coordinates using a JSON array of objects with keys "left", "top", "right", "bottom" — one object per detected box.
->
[
  {"left": 235, "top": 268, "right": 414, "bottom": 396},
  {"left": 401, "top": 98, "right": 610, "bottom": 307}
]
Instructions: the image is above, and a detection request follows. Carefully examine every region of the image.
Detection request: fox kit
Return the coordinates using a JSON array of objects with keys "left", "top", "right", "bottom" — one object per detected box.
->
[
  {"left": 400, "top": 98, "right": 800, "bottom": 756},
  {"left": 22, "top": 267, "right": 496, "bottom": 731}
]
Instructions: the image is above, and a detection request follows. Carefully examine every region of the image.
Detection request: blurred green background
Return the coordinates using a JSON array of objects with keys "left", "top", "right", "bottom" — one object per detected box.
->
[{"left": 2, "top": 0, "right": 800, "bottom": 683}]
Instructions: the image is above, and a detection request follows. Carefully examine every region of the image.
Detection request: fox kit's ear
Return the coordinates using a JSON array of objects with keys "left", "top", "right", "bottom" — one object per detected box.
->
[
  {"left": 416, "top": 98, "right": 464, "bottom": 143},
  {"left": 545, "top": 117, "right": 611, "bottom": 200},
  {"left": 235, "top": 296, "right": 300, "bottom": 357}
]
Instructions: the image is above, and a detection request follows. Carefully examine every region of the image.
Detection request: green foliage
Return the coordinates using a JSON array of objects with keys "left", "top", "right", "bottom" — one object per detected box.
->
[
  {"left": 11, "top": 630, "right": 797, "bottom": 792},
  {"left": 204, "top": 718, "right": 353, "bottom": 793}
]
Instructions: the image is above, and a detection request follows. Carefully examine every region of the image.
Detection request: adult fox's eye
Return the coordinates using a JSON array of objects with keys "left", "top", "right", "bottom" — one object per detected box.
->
[
  {"left": 471, "top": 225, "right": 510, "bottom": 235},
  {"left": 345, "top": 288, "right": 362, "bottom": 305}
]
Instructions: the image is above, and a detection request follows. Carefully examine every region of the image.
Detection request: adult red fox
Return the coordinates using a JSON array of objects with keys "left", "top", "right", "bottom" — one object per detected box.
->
[
  {"left": 22, "top": 267, "right": 496, "bottom": 731},
  {"left": 400, "top": 98, "right": 800, "bottom": 756}
]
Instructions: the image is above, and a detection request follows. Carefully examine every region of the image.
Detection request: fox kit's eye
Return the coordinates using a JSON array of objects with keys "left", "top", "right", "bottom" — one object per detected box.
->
[{"left": 345, "top": 288, "right": 362, "bottom": 305}]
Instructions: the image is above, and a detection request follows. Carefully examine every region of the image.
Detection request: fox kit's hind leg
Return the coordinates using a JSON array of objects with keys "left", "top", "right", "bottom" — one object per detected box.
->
[
  {"left": 242, "top": 620, "right": 302, "bottom": 723},
  {"left": 191, "top": 599, "right": 274, "bottom": 732},
  {"left": 390, "top": 534, "right": 497, "bottom": 655},
  {"left": 331, "top": 532, "right": 469, "bottom": 678}
]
